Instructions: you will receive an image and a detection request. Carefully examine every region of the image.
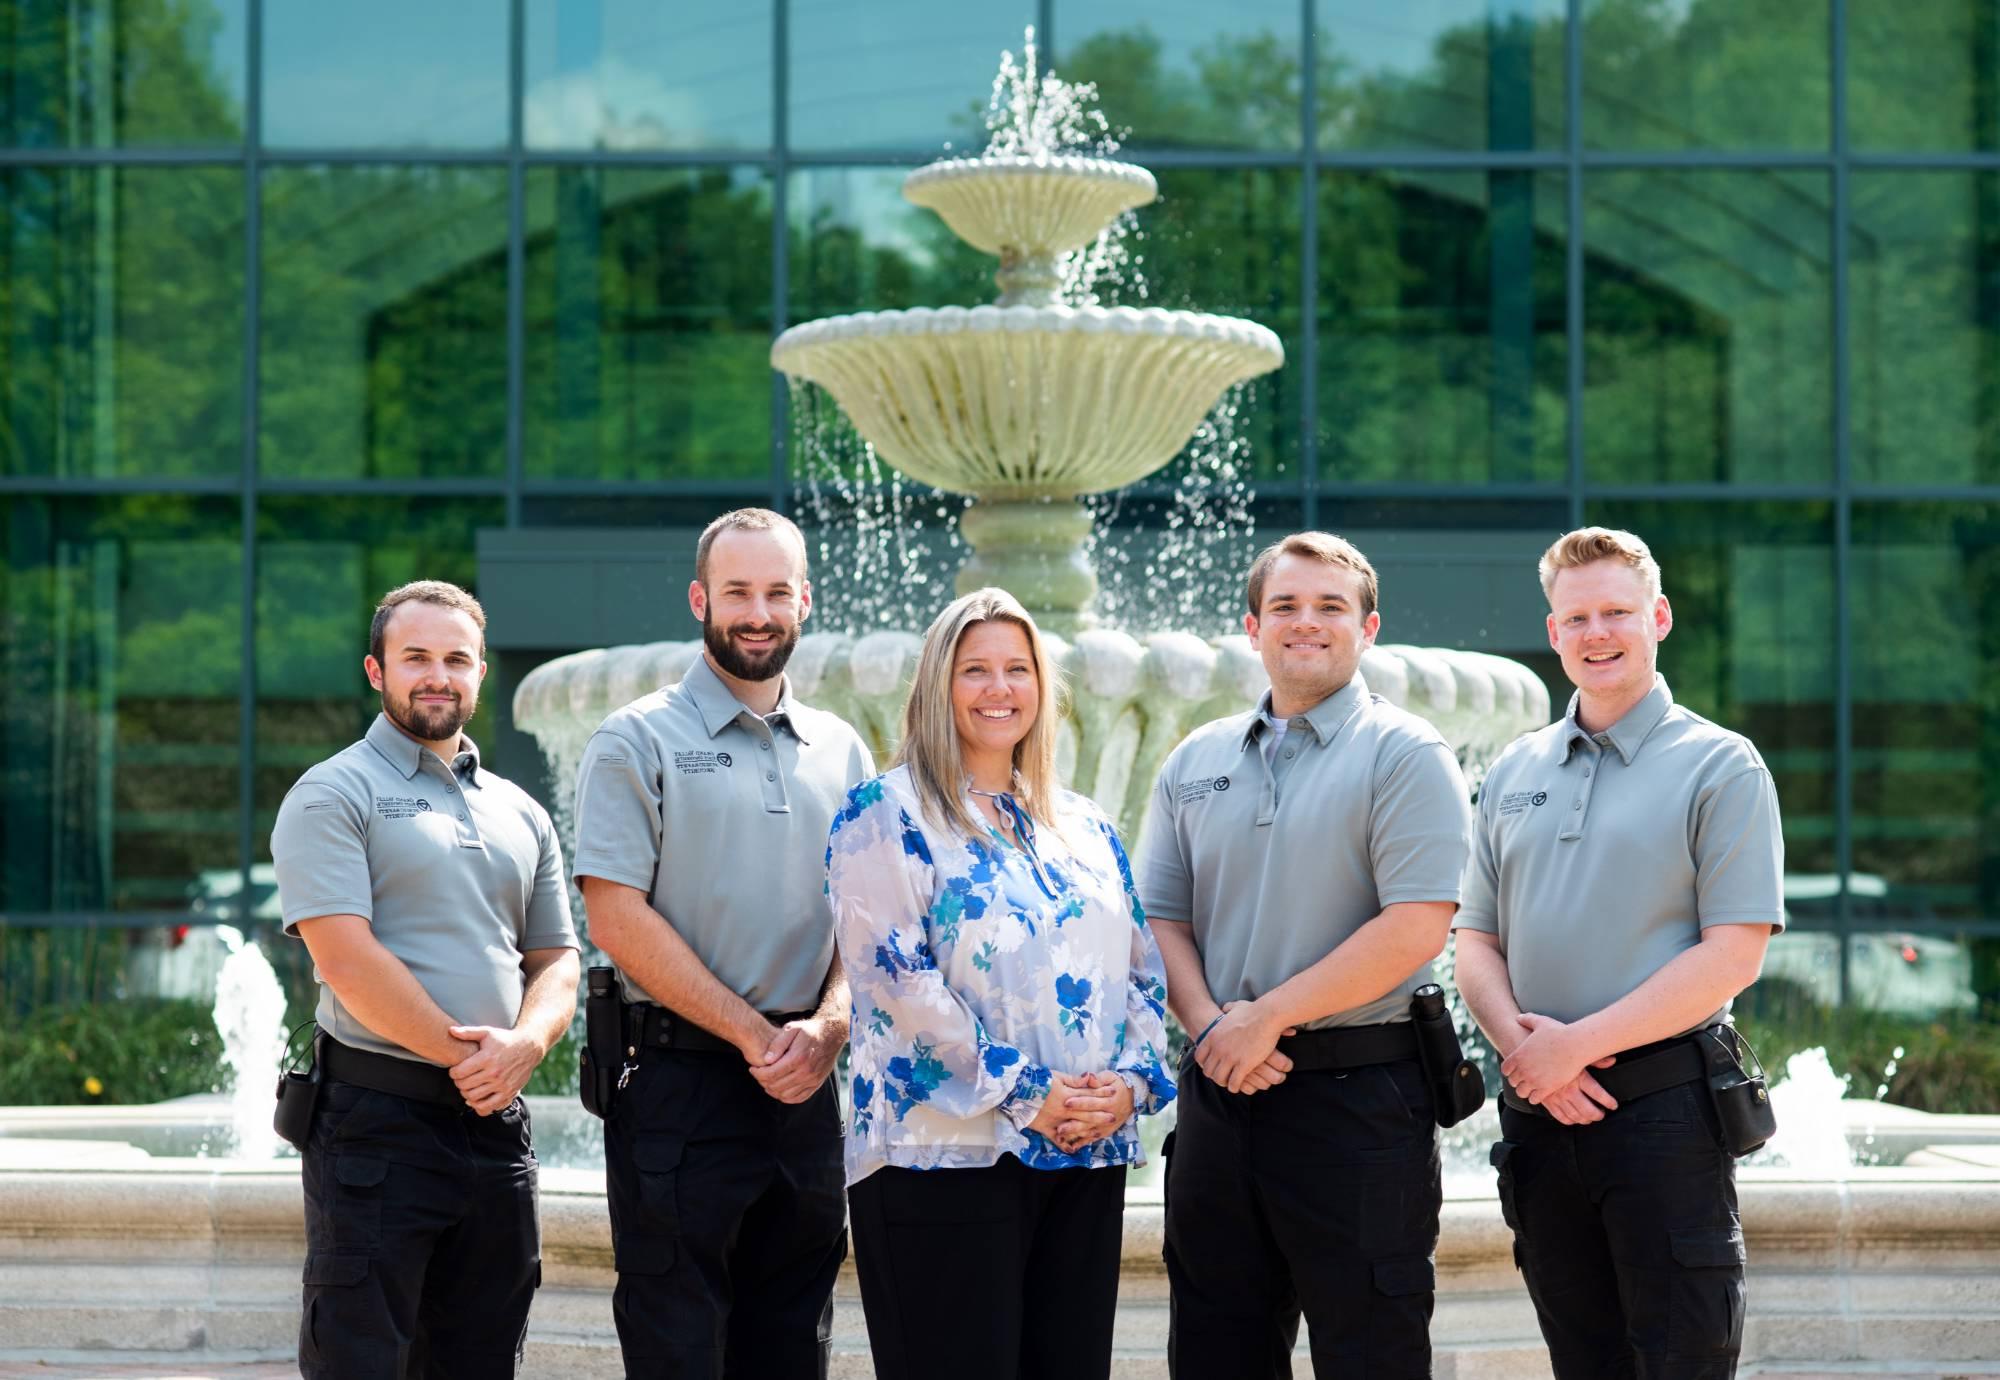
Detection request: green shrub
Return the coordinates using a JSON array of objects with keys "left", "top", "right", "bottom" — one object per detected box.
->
[
  {"left": 0, "top": 998, "right": 226, "bottom": 1106},
  {"left": 1735, "top": 982, "right": 2000, "bottom": 1116}
]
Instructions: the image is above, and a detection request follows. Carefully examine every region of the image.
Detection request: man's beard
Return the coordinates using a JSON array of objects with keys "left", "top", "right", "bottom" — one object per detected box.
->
[
  {"left": 704, "top": 609, "right": 800, "bottom": 683},
  {"left": 383, "top": 685, "right": 476, "bottom": 744}
]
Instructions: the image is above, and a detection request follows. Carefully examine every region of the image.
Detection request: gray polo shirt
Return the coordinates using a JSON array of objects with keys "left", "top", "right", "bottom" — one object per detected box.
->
[
  {"left": 1456, "top": 674, "right": 1785, "bottom": 1029},
  {"left": 272, "top": 715, "right": 579, "bottom": 1063},
  {"left": 1139, "top": 673, "right": 1473, "bottom": 1029},
  {"left": 571, "top": 655, "right": 875, "bottom": 1013}
]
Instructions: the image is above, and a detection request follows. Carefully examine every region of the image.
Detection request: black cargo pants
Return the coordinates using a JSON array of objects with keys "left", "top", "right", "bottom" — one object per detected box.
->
[
  {"left": 298, "top": 1080, "right": 541, "bottom": 1380},
  {"left": 604, "top": 1046, "right": 847, "bottom": 1379},
  {"left": 1163, "top": 1054, "right": 1442, "bottom": 1378},
  {"left": 1495, "top": 1081, "right": 1747, "bottom": 1380}
]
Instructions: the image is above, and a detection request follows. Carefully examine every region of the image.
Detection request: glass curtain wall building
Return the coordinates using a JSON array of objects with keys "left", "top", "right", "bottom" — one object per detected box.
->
[{"left": 4, "top": 0, "right": 1999, "bottom": 1019}]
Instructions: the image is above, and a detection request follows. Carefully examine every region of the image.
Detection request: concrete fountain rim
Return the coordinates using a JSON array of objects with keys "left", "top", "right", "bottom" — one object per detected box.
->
[
  {"left": 771, "top": 303, "right": 1285, "bottom": 362},
  {"left": 902, "top": 153, "right": 1158, "bottom": 198}
]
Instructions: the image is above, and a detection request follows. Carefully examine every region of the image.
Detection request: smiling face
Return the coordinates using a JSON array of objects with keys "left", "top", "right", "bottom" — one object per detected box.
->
[
  {"left": 688, "top": 526, "right": 811, "bottom": 685},
  {"left": 1245, "top": 552, "right": 1380, "bottom": 717},
  {"left": 1547, "top": 558, "right": 1673, "bottom": 728},
  {"left": 365, "top": 601, "right": 486, "bottom": 750},
  {"left": 950, "top": 618, "right": 1039, "bottom": 785}
]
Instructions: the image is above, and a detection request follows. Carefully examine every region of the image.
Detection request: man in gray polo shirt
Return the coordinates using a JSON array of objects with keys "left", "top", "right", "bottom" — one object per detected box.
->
[
  {"left": 572, "top": 508, "right": 874, "bottom": 1378},
  {"left": 271, "top": 579, "right": 580, "bottom": 1380},
  {"left": 1455, "top": 526, "right": 1782, "bottom": 1379},
  {"left": 1139, "top": 532, "right": 1471, "bottom": 1378}
]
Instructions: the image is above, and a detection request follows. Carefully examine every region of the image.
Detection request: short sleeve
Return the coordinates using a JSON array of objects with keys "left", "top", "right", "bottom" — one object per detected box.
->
[
  {"left": 1136, "top": 760, "right": 1193, "bottom": 924},
  {"left": 570, "top": 727, "right": 662, "bottom": 892},
  {"left": 1453, "top": 774, "right": 1502, "bottom": 934},
  {"left": 1370, "top": 741, "right": 1473, "bottom": 907},
  {"left": 1694, "top": 767, "right": 1785, "bottom": 931},
  {"left": 272, "top": 781, "right": 373, "bottom": 934},
  {"left": 522, "top": 807, "right": 580, "bottom": 951}
]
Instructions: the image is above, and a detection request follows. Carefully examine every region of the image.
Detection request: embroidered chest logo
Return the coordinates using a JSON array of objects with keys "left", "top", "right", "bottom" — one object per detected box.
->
[
  {"left": 1497, "top": 789, "right": 1549, "bottom": 818},
  {"left": 376, "top": 796, "right": 434, "bottom": 820},
  {"left": 673, "top": 750, "right": 733, "bottom": 776},
  {"left": 1177, "top": 775, "right": 1231, "bottom": 804}
]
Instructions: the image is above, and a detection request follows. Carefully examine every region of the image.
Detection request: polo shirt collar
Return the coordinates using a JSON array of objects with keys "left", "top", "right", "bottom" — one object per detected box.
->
[
  {"left": 683, "top": 654, "right": 811, "bottom": 745},
  {"left": 1561, "top": 673, "right": 1674, "bottom": 765},
  {"left": 1239, "top": 672, "right": 1369, "bottom": 752},
  {"left": 364, "top": 712, "right": 481, "bottom": 783}
]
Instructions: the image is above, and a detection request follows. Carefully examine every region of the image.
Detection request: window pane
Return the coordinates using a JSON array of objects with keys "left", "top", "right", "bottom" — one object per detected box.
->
[
  {"left": 2, "top": 496, "right": 242, "bottom": 916},
  {"left": 524, "top": 166, "right": 773, "bottom": 482},
  {"left": 1850, "top": 171, "right": 2000, "bottom": 486},
  {"left": 1142, "top": 168, "right": 1303, "bottom": 482},
  {"left": 262, "top": 1, "right": 506, "bottom": 149},
  {"left": 1851, "top": 504, "right": 2000, "bottom": 949},
  {"left": 1319, "top": 169, "right": 1566, "bottom": 485},
  {"left": 787, "top": 166, "right": 994, "bottom": 321},
  {"left": 1580, "top": 0, "right": 1828, "bottom": 151},
  {"left": 1583, "top": 170, "right": 1831, "bottom": 486},
  {"left": 525, "top": 0, "right": 772, "bottom": 150},
  {"left": 0, "top": 0, "right": 247, "bottom": 147},
  {"left": 1850, "top": 0, "right": 2000, "bottom": 152},
  {"left": 1055, "top": 0, "right": 1301, "bottom": 151},
  {"left": 1587, "top": 500, "right": 1836, "bottom": 884},
  {"left": 1318, "top": 0, "right": 1565, "bottom": 153},
  {"left": 260, "top": 166, "right": 509, "bottom": 480},
  {"left": 788, "top": 1, "right": 1034, "bottom": 153},
  {"left": 253, "top": 496, "right": 503, "bottom": 861},
  {"left": 0, "top": 166, "right": 243, "bottom": 479}
]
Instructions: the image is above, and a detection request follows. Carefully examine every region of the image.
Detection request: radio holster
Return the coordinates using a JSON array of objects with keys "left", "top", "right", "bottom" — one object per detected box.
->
[
  {"left": 580, "top": 965, "right": 626, "bottom": 1119},
  {"left": 1701, "top": 1022, "right": 1776, "bottom": 1157},
  {"left": 273, "top": 1023, "right": 322, "bottom": 1151},
  {"left": 1411, "top": 983, "right": 1487, "bottom": 1128}
]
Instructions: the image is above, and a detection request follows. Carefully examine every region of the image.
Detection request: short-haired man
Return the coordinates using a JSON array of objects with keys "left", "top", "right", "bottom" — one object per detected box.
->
[
  {"left": 1454, "top": 527, "right": 1783, "bottom": 1378},
  {"left": 573, "top": 508, "right": 874, "bottom": 1377},
  {"left": 1139, "top": 532, "right": 1472, "bottom": 1377},
  {"left": 272, "top": 580, "right": 580, "bottom": 1379}
]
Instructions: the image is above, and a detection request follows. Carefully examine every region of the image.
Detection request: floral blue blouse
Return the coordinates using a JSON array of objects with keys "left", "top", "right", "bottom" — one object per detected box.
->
[{"left": 825, "top": 765, "right": 1177, "bottom": 1185}]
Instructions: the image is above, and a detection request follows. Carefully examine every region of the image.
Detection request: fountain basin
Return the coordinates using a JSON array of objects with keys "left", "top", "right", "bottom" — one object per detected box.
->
[
  {"left": 901, "top": 154, "right": 1157, "bottom": 260},
  {"left": 515, "top": 636, "right": 1547, "bottom": 844},
  {"left": 3, "top": 1104, "right": 1997, "bottom": 1378},
  {"left": 771, "top": 303, "right": 1283, "bottom": 501}
]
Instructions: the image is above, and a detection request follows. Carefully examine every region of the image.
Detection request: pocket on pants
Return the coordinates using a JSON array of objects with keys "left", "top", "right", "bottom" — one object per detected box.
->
[
  {"left": 632, "top": 1133, "right": 684, "bottom": 1234},
  {"left": 1667, "top": 1225, "right": 1747, "bottom": 1357},
  {"left": 1366, "top": 1256, "right": 1436, "bottom": 1376}
]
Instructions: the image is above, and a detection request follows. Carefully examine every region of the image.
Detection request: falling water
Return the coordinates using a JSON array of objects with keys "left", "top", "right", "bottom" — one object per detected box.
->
[{"left": 212, "top": 925, "right": 289, "bottom": 1160}]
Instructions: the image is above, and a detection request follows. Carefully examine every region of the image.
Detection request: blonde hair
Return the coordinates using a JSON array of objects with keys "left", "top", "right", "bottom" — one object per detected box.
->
[
  {"left": 894, "top": 588, "right": 1067, "bottom": 841},
  {"left": 1538, "top": 527, "right": 1662, "bottom": 605},
  {"left": 1245, "top": 531, "right": 1379, "bottom": 618}
]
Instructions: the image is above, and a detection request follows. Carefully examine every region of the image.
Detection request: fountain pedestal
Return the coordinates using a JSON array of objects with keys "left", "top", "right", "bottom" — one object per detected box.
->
[{"left": 955, "top": 498, "right": 1097, "bottom": 632}]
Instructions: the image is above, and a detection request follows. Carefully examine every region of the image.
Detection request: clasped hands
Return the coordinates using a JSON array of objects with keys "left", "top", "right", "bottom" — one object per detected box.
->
[
  {"left": 1193, "top": 1000, "right": 1296, "bottom": 1095},
  {"left": 748, "top": 1014, "right": 844, "bottom": 1104},
  {"left": 1499, "top": 1011, "right": 1620, "bottom": 1125},
  {"left": 446, "top": 1024, "right": 543, "bottom": 1116},
  {"left": 1025, "top": 1072, "right": 1137, "bottom": 1154}
]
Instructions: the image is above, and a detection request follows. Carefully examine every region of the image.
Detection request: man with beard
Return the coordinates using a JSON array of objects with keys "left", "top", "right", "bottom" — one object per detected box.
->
[
  {"left": 572, "top": 507, "right": 874, "bottom": 1378},
  {"left": 271, "top": 580, "right": 579, "bottom": 1379}
]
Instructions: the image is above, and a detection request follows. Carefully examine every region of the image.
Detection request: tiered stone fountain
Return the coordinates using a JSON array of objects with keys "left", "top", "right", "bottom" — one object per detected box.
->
[{"left": 515, "top": 48, "right": 1550, "bottom": 841}]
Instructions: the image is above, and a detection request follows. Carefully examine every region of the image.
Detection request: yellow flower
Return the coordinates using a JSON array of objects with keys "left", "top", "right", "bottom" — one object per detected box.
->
[{"left": 82, "top": 1076, "right": 103, "bottom": 1097}]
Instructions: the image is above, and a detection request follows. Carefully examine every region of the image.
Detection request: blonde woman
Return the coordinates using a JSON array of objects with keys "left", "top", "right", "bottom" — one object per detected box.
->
[{"left": 825, "top": 587, "right": 1175, "bottom": 1380}]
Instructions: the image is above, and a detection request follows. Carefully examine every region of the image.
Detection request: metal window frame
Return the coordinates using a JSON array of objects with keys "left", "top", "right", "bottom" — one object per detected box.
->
[{"left": 2, "top": 0, "right": 2000, "bottom": 959}]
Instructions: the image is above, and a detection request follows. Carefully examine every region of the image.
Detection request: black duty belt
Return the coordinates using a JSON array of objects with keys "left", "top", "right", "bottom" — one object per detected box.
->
[
  {"left": 626, "top": 1003, "right": 816, "bottom": 1057},
  {"left": 1276, "top": 1020, "right": 1420, "bottom": 1072},
  {"left": 1500, "top": 1034, "right": 1707, "bottom": 1117},
  {"left": 320, "top": 1038, "right": 465, "bottom": 1108}
]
